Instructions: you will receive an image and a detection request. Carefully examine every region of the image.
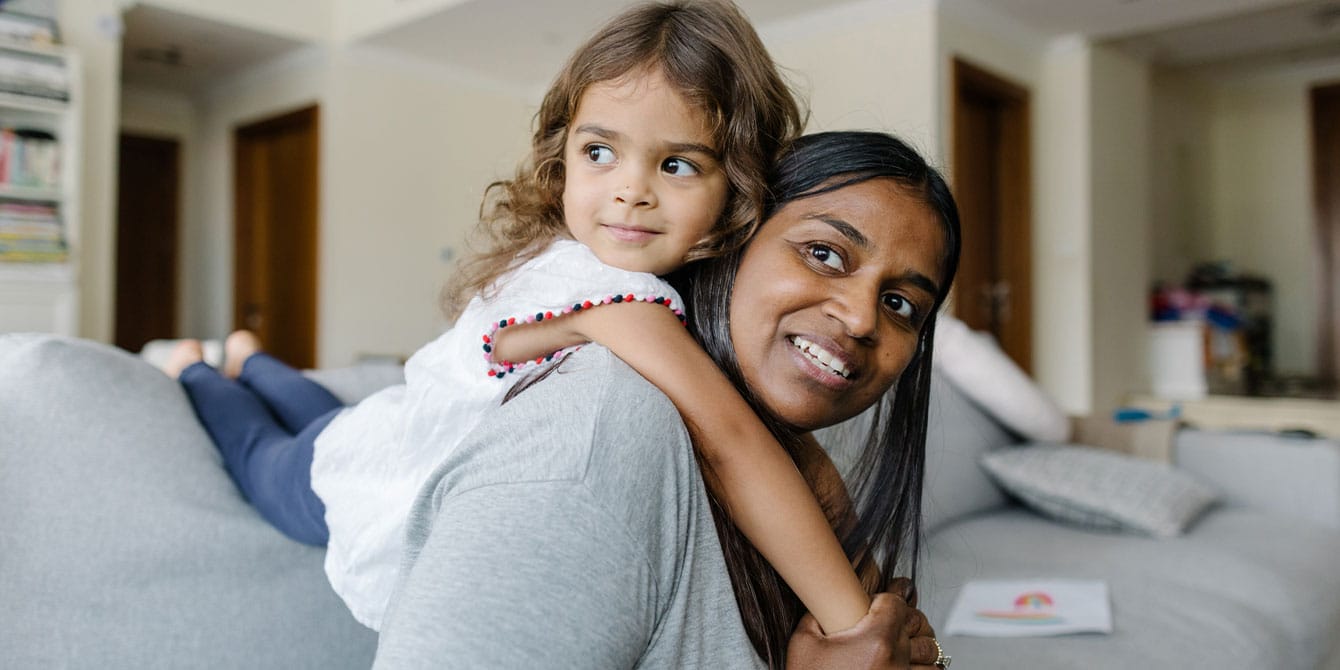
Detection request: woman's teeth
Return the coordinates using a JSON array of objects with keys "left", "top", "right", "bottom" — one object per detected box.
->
[{"left": 790, "top": 336, "right": 851, "bottom": 379}]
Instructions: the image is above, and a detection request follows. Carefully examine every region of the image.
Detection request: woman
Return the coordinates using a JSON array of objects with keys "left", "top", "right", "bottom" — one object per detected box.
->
[
  {"left": 689, "top": 130, "right": 960, "bottom": 667},
  {"left": 373, "top": 131, "right": 960, "bottom": 669}
]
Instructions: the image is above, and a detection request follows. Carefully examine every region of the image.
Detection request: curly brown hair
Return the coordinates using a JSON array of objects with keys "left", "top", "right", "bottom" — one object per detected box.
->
[{"left": 444, "top": 0, "right": 805, "bottom": 318}]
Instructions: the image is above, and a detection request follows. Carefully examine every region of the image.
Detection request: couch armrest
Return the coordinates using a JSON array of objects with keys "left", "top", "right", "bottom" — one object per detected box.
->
[{"left": 1175, "top": 429, "right": 1340, "bottom": 529}]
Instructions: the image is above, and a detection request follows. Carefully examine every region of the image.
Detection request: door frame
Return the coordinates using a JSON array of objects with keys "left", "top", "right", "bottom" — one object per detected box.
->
[
  {"left": 233, "top": 104, "right": 320, "bottom": 368},
  {"left": 951, "top": 57, "right": 1033, "bottom": 372},
  {"left": 1312, "top": 81, "right": 1340, "bottom": 385},
  {"left": 114, "top": 131, "right": 180, "bottom": 353}
]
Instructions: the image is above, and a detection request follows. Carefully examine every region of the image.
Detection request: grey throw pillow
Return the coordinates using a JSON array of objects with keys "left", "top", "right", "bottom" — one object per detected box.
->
[{"left": 980, "top": 444, "right": 1217, "bottom": 537}]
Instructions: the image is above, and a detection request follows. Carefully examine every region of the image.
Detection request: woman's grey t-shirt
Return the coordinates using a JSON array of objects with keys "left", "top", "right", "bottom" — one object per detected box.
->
[{"left": 372, "top": 346, "right": 765, "bottom": 668}]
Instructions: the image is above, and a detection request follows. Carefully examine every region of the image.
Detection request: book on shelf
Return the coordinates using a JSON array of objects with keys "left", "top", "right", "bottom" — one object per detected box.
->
[
  {"left": 0, "top": 197, "right": 64, "bottom": 263},
  {"left": 0, "top": 12, "right": 59, "bottom": 49},
  {"left": 0, "top": 47, "right": 66, "bottom": 101},
  {"left": 0, "top": 127, "right": 60, "bottom": 187}
]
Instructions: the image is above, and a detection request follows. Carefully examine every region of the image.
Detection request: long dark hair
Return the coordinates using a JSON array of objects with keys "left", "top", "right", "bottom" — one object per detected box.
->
[{"left": 683, "top": 131, "right": 962, "bottom": 666}]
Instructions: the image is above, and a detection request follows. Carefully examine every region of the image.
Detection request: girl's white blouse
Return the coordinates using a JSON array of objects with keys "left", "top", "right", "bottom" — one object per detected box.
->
[{"left": 310, "top": 239, "right": 684, "bottom": 630}]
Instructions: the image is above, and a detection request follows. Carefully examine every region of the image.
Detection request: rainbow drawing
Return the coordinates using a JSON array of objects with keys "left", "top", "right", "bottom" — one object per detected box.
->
[
  {"left": 1015, "top": 591, "right": 1054, "bottom": 609},
  {"left": 974, "top": 590, "right": 1066, "bottom": 625}
]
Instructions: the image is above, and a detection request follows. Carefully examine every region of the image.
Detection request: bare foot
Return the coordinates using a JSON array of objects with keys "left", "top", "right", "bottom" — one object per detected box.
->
[
  {"left": 222, "top": 330, "right": 263, "bottom": 379},
  {"left": 162, "top": 340, "right": 204, "bottom": 379}
]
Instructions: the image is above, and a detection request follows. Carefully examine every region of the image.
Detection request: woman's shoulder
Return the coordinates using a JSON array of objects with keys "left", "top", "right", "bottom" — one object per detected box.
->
[
  {"left": 433, "top": 346, "right": 691, "bottom": 494},
  {"left": 509, "top": 346, "right": 685, "bottom": 445}
]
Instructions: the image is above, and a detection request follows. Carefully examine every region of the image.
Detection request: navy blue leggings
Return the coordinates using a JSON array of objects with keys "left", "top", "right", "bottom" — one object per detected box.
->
[{"left": 178, "top": 353, "right": 341, "bottom": 545}]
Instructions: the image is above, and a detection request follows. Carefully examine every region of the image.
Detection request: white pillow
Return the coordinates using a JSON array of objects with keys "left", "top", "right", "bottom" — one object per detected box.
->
[
  {"left": 980, "top": 444, "right": 1217, "bottom": 537},
  {"left": 932, "top": 315, "right": 1070, "bottom": 443}
]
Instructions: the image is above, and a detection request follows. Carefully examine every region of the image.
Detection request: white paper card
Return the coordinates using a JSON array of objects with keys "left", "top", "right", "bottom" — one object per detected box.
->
[{"left": 943, "top": 579, "right": 1112, "bottom": 637}]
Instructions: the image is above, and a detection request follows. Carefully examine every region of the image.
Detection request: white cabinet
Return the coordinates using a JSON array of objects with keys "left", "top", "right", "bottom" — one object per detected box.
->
[{"left": 0, "top": 41, "right": 79, "bottom": 335}]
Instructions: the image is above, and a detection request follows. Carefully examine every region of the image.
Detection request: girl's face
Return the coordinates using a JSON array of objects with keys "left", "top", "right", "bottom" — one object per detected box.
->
[
  {"left": 729, "top": 178, "right": 947, "bottom": 432},
  {"left": 562, "top": 69, "right": 729, "bottom": 276}
]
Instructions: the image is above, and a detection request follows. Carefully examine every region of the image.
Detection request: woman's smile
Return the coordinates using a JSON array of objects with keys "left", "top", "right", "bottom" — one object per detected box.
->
[{"left": 787, "top": 334, "right": 856, "bottom": 385}]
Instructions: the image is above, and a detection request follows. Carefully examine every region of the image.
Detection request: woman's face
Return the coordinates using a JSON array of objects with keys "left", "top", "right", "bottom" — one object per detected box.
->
[{"left": 729, "top": 178, "right": 946, "bottom": 431}]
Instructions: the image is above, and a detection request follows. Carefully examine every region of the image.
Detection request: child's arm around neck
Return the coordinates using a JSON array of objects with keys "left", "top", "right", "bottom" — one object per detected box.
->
[{"left": 493, "top": 302, "right": 872, "bottom": 633}]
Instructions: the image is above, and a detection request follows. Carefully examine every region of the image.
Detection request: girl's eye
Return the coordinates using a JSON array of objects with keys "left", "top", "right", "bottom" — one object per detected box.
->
[
  {"left": 808, "top": 244, "right": 846, "bottom": 272},
  {"left": 883, "top": 293, "right": 917, "bottom": 321},
  {"left": 662, "top": 157, "right": 699, "bottom": 176},
  {"left": 585, "top": 145, "right": 615, "bottom": 165}
]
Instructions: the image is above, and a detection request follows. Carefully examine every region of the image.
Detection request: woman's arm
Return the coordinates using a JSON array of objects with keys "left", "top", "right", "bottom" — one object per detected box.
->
[{"left": 495, "top": 303, "right": 872, "bottom": 632}]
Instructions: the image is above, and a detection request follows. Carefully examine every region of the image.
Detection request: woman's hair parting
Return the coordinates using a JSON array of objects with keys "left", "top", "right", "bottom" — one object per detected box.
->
[
  {"left": 444, "top": 0, "right": 804, "bottom": 318},
  {"left": 684, "top": 130, "right": 962, "bottom": 667}
]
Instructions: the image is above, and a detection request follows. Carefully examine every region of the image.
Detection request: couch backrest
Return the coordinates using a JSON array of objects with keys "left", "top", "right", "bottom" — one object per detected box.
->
[
  {"left": 922, "top": 373, "right": 1017, "bottom": 531},
  {"left": 0, "top": 334, "right": 378, "bottom": 668}
]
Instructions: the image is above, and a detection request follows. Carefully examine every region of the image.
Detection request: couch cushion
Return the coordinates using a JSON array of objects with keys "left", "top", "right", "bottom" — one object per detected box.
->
[
  {"left": 981, "top": 444, "right": 1218, "bottom": 537},
  {"left": 0, "top": 334, "right": 378, "bottom": 668},
  {"left": 921, "top": 507, "right": 1340, "bottom": 669},
  {"left": 932, "top": 315, "right": 1070, "bottom": 443}
]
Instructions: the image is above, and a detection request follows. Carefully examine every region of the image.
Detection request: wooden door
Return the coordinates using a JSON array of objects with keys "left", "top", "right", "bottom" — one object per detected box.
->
[
  {"left": 115, "top": 133, "right": 179, "bottom": 353},
  {"left": 234, "top": 105, "right": 320, "bottom": 369},
  {"left": 1313, "top": 82, "right": 1340, "bottom": 385},
  {"left": 952, "top": 58, "right": 1033, "bottom": 373}
]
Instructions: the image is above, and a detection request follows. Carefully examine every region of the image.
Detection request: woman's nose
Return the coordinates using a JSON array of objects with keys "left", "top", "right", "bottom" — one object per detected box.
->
[{"left": 825, "top": 284, "right": 878, "bottom": 341}]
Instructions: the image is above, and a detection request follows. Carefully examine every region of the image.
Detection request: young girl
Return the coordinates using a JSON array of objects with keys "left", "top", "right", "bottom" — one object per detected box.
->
[{"left": 169, "top": 0, "right": 876, "bottom": 637}]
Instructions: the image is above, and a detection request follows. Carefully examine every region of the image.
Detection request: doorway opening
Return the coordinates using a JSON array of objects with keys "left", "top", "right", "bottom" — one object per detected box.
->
[
  {"left": 233, "top": 104, "right": 320, "bottom": 369},
  {"left": 1312, "top": 82, "right": 1340, "bottom": 387},
  {"left": 951, "top": 58, "right": 1033, "bottom": 373},
  {"left": 115, "top": 132, "right": 180, "bottom": 353}
]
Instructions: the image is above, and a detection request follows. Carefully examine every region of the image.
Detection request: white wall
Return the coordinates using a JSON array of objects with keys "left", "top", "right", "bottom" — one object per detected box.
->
[
  {"left": 318, "top": 47, "right": 531, "bottom": 366},
  {"left": 1089, "top": 45, "right": 1152, "bottom": 413},
  {"left": 762, "top": 0, "right": 940, "bottom": 156},
  {"left": 1149, "top": 70, "right": 1213, "bottom": 286},
  {"left": 1033, "top": 38, "right": 1095, "bottom": 413},
  {"left": 60, "top": 0, "right": 122, "bottom": 343},
  {"left": 189, "top": 48, "right": 331, "bottom": 341}
]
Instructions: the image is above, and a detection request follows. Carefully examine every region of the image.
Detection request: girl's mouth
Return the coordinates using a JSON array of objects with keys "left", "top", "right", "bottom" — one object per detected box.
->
[
  {"left": 788, "top": 335, "right": 853, "bottom": 380},
  {"left": 602, "top": 224, "right": 660, "bottom": 243}
]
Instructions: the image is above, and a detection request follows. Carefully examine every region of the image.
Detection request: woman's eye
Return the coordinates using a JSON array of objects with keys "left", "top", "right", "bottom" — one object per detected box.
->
[
  {"left": 585, "top": 145, "right": 615, "bottom": 165},
  {"left": 662, "top": 157, "right": 699, "bottom": 176},
  {"left": 883, "top": 293, "right": 917, "bottom": 321},
  {"left": 808, "top": 244, "right": 846, "bottom": 272}
]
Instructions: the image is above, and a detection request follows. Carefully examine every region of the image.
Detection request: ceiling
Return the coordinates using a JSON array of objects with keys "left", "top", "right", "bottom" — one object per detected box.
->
[
  {"left": 119, "top": 0, "right": 1340, "bottom": 94},
  {"left": 120, "top": 4, "right": 305, "bottom": 93}
]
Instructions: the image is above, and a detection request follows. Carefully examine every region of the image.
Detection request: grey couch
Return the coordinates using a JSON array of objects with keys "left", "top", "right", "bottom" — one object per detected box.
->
[
  {"left": 4, "top": 333, "right": 1339, "bottom": 668},
  {"left": 907, "top": 368, "right": 1340, "bottom": 668}
]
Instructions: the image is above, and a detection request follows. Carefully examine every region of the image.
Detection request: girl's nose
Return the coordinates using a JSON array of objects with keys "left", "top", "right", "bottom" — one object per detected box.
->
[{"left": 614, "top": 166, "right": 656, "bottom": 208}]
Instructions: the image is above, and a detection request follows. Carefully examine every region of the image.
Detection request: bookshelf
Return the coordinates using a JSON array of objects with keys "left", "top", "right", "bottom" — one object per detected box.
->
[{"left": 0, "top": 39, "right": 79, "bottom": 335}]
